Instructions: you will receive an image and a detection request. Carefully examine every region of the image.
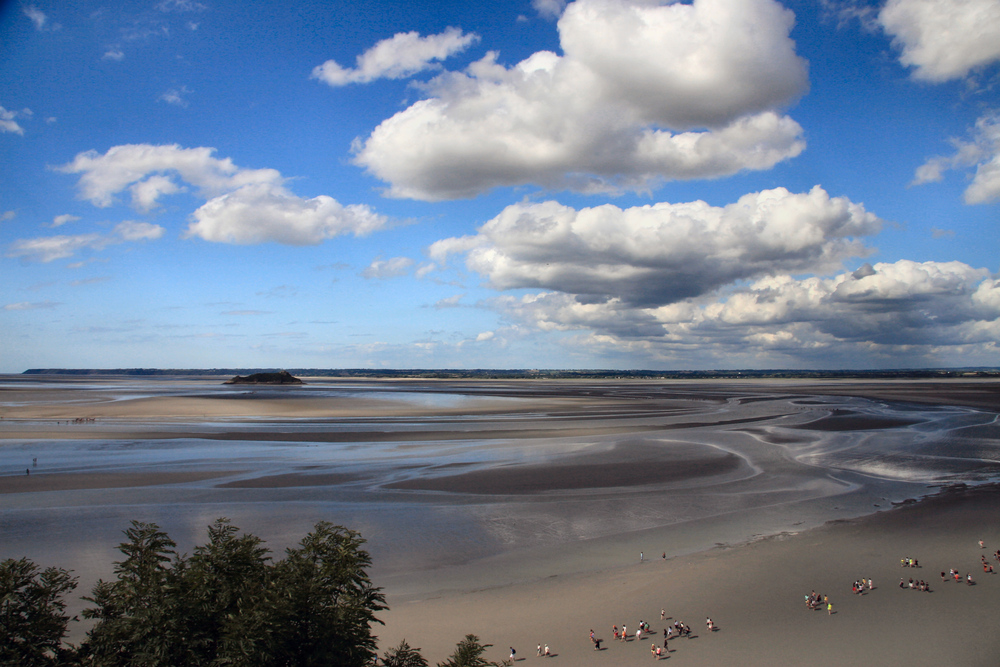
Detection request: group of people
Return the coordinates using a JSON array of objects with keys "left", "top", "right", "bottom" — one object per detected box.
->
[
  {"left": 900, "top": 557, "right": 919, "bottom": 568},
  {"left": 900, "top": 577, "right": 930, "bottom": 591},
  {"left": 598, "top": 615, "right": 701, "bottom": 660},
  {"left": 942, "top": 568, "right": 975, "bottom": 585},
  {"left": 851, "top": 579, "right": 873, "bottom": 595},
  {"left": 804, "top": 590, "right": 830, "bottom": 612}
]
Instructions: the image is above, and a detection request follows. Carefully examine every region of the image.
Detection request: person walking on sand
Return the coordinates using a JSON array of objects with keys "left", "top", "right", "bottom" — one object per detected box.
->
[
  {"left": 661, "top": 608, "right": 665, "bottom": 620},
  {"left": 537, "top": 644, "right": 542, "bottom": 657},
  {"left": 640, "top": 551, "right": 644, "bottom": 562},
  {"left": 509, "top": 647, "right": 516, "bottom": 661},
  {"left": 544, "top": 644, "right": 550, "bottom": 657},
  {"left": 827, "top": 601, "right": 833, "bottom": 615}
]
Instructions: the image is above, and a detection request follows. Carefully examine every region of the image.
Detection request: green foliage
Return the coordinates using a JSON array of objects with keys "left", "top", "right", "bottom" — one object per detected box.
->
[
  {"left": 78, "top": 518, "right": 387, "bottom": 667},
  {"left": 80, "top": 521, "right": 180, "bottom": 666},
  {"left": 381, "top": 639, "right": 429, "bottom": 667},
  {"left": 272, "top": 521, "right": 388, "bottom": 666},
  {"left": 0, "top": 557, "right": 79, "bottom": 667},
  {"left": 4, "top": 521, "right": 509, "bottom": 667},
  {"left": 437, "top": 634, "right": 509, "bottom": 667}
]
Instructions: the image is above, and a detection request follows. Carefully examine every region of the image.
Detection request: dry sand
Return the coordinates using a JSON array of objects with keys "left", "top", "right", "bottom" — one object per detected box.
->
[{"left": 378, "top": 484, "right": 1000, "bottom": 666}]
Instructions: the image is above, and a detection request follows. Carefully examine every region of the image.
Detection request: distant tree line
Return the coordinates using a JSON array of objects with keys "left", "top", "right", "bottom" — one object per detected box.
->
[
  {"left": 20, "top": 367, "right": 1000, "bottom": 379},
  {"left": 1, "top": 520, "right": 508, "bottom": 667}
]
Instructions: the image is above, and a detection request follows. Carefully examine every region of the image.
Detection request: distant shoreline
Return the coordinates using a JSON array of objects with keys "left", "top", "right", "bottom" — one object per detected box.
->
[{"left": 16, "top": 367, "right": 1000, "bottom": 380}]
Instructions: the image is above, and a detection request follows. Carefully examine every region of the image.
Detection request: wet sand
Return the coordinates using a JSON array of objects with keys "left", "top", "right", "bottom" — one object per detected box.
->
[{"left": 1, "top": 376, "right": 999, "bottom": 663}]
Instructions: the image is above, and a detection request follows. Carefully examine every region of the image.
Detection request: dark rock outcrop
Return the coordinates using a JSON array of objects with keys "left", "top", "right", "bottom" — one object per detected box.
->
[{"left": 224, "top": 370, "right": 304, "bottom": 385}]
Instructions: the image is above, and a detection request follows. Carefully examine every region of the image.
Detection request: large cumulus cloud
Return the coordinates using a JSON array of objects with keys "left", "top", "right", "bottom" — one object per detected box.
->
[
  {"left": 879, "top": 0, "right": 1000, "bottom": 82},
  {"left": 495, "top": 261, "right": 1000, "bottom": 365},
  {"left": 430, "top": 186, "right": 880, "bottom": 307},
  {"left": 351, "top": 0, "right": 809, "bottom": 200},
  {"left": 431, "top": 188, "right": 1000, "bottom": 365}
]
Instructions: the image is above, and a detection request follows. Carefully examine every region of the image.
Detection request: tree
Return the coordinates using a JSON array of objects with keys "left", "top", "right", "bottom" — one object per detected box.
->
[
  {"left": 176, "top": 518, "right": 274, "bottom": 665},
  {"left": 15, "top": 519, "right": 390, "bottom": 667},
  {"left": 80, "top": 521, "right": 180, "bottom": 666},
  {"left": 437, "top": 634, "right": 509, "bottom": 667},
  {"left": 0, "top": 557, "right": 78, "bottom": 667},
  {"left": 271, "top": 521, "right": 388, "bottom": 667},
  {"left": 381, "top": 639, "right": 428, "bottom": 667}
]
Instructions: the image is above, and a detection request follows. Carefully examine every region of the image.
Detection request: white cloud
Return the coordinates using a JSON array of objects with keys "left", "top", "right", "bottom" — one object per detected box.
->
[
  {"left": 3, "top": 301, "right": 60, "bottom": 311},
  {"left": 312, "top": 28, "right": 479, "bottom": 86},
  {"left": 433, "top": 294, "right": 464, "bottom": 309},
  {"left": 533, "top": 0, "right": 568, "bottom": 19},
  {"left": 1, "top": 105, "right": 26, "bottom": 135},
  {"left": 57, "top": 143, "right": 389, "bottom": 245},
  {"left": 103, "top": 48, "right": 125, "bottom": 61},
  {"left": 159, "top": 86, "right": 191, "bottom": 107},
  {"left": 353, "top": 0, "right": 808, "bottom": 201},
  {"left": 879, "top": 0, "right": 1000, "bottom": 82},
  {"left": 23, "top": 5, "right": 47, "bottom": 30},
  {"left": 58, "top": 144, "right": 282, "bottom": 208},
  {"left": 114, "top": 220, "right": 166, "bottom": 242},
  {"left": 361, "top": 256, "right": 415, "bottom": 279},
  {"left": 7, "top": 221, "right": 165, "bottom": 263},
  {"left": 187, "top": 183, "right": 388, "bottom": 245},
  {"left": 431, "top": 186, "right": 880, "bottom": 307},
  {"left": 8, "top": 233, "right": 107, "bottom": 262},
  {"left": 130, "top": 174, "right": 184, "bottom": 211},
  {"left": 912, "top": 111, "right": 1000, "bottom": 204},
  {"left": 493, "top": 260, "right": 1000, "bottom": 366},
  {"left": 52, "top": 214, "right": 80, "bottom": 227},
  {"left": 156, "top": 0, "right": 207, "bottom": 11}
]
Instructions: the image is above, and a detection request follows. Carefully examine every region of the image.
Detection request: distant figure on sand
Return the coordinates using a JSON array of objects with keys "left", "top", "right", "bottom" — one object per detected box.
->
[
  {"left": 509, "top": 647, "right": 516, "bottom": 661},
  {"left": 544, "top": 644, "right": 550, "bottom": 657},
  {"left": 640, "top": 551, "right": 644, "bottom": 562},
  {"left": 537, "top": 644, "right": 542, "bottom": 656}
]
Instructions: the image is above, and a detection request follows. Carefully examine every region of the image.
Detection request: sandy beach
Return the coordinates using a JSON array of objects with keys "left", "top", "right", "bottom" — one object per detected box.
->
[{"left": 2, "top": 375, "right": 999, "bottom": 664}]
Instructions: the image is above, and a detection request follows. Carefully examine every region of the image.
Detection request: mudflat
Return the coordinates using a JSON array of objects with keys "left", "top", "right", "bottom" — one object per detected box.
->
[{"left": 1, "top": 375, "right": 999, "bottom": 663}]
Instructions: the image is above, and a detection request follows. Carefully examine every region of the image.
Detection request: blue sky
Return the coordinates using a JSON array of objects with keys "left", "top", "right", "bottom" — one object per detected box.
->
[{"left": 1, "top": 0, "right": 999, "bottom": 372}]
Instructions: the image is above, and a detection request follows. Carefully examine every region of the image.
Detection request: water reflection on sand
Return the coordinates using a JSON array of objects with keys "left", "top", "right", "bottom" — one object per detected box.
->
[{"left": 2, "top": 377, "right": 999, "bottom": 601}]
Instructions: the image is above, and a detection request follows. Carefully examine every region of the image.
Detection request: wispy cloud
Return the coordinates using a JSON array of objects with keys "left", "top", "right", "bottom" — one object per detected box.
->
[
  {"left": 313, "top": 28, "right": 479, "bottom": 86},
  {"left": 3, "top": 301, "right": 60, "bottom": 311},
  {"left": 1, "top": 105, "right": 26, "bottom": 135},
  {"left": 7, "top": 221, "right": 165, "bottom": 262},
  {"left": 361, "top": 256, "right": 414, "bottom": 279},
  {"left": 912, "top": 111, "right": 1000, "bottom": 204},
  {"left": 159, "top": 86, "right": 192, "bottom": 107}
]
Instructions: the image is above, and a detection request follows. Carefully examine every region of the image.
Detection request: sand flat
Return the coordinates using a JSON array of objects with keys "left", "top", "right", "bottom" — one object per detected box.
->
[
  {"left": 0, "top": 470, "right": 241, "bottom": 494},
  {"left": 1, "top": 375, "right": 999, "bottom": 663}
]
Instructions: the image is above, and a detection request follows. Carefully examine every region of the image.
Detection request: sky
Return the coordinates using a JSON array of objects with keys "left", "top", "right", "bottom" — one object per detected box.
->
[{"left": 1, "top": 0, "right": 999, "bottom": 372}]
